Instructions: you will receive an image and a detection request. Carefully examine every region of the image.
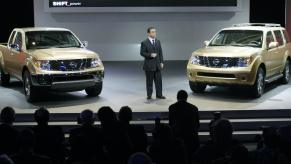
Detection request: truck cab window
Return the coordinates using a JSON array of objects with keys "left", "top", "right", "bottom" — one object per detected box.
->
[{"left": 13, "top": 32, "right": 23, "bottom": 50}]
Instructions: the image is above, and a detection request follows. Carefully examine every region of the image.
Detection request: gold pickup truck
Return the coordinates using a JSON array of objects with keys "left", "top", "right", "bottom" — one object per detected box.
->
[
  {"left": 0, "top": 27, "right": 104, "bottom": 102},
  {"left": 187, "top": 23, "right": 291, "bottom": 98}
]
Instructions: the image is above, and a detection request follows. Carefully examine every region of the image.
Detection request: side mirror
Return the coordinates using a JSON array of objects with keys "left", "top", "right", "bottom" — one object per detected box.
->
[
  {"left": 9, "top": 44, "right": 21, "bottom": 52},
  {"left": 82, "top": 41, "right": 88, "bottom": 48},
  {"left": 204, "top": 40, "right": 210, "bottom": 46},
  {"left": 268, "top": 41, "right": 278, "bottom": 49}
]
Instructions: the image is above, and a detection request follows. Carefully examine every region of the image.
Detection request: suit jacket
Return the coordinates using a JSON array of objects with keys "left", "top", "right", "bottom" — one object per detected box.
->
[
  {"left": 169, "top": 101, "right": 200, "bottom": 136},
  {"left": 140, "top": 38, "right": 164, "bottom": 71}
]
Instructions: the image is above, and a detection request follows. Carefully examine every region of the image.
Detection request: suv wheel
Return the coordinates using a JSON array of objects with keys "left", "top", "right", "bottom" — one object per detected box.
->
[
  {"left": 189, "top": 81, "right": 207, "bottom": 93},
  {"left": 0, "top": 67, "right": 10, "bottom": 86},
  {"left": 251, "top": 67, "right": 265, "bottom": 98},
  {"left": 281, "top": 60, "right": 290, "bottom": 84},
  {"left": 23, "top": 70, "right": 38, "bottom": 102},
  {"left": 85, "top": 82, "right": 102, "bottom": 97}
]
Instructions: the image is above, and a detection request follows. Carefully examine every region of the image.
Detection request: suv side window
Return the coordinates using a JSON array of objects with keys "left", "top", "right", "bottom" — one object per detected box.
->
[
  {"left": 274, "top": 30, "right": 284, "bottom": 46},
  {"left": 282, "top": 30, "right": 290, "bottom": 43},
  {"left": 8, "top": 31, "right": 16, "bottom": 45},
  {"left": 13, "top": 32, "right": 23, "bottom": 50},
  {"left": 266, "top": 31, "right": 275, "bottom": 48}
]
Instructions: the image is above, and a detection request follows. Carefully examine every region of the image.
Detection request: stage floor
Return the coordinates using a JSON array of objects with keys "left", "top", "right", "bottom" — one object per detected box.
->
[{"left": 1, "top": 61, "right": 291, "bottom": 114}]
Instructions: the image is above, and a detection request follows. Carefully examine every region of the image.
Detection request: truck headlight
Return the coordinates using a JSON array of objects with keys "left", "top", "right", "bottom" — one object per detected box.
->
[
  {"left": 190, "top": 56, "right": 201, "bottom": 65},
  {"left": 36, "top": 60, "right": 51, "bottom": 70},
  {"left": 237, "top": 57, "right": 252, "bottom": 67},
  {"left": 91, "top": 58, "right": 102, "bottom": 67}
]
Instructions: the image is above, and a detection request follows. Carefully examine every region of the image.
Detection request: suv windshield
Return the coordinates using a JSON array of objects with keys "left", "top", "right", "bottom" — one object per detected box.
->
[
  {"left": 25, "top": 31, "right": 82, "bottom": 49},
  {"left": 209, "top": 30, "right": 263, "bottom": 48}
]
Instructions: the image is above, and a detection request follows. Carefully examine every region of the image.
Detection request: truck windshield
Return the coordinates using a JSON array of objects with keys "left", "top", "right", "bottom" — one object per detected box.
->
[
  {"left": 25, "top": 31, "right": 82, "bottom": 49},
  {"left": 209, "top": 30, "right": 263, "bottom": 48}
]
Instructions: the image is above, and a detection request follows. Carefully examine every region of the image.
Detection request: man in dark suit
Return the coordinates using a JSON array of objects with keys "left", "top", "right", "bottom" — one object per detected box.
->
[
  {"left": 140, "top": 27, "right": 165, "bottom": 100},
  {"left": 169, "top": 90, "right": 200, "bottom": 160}
]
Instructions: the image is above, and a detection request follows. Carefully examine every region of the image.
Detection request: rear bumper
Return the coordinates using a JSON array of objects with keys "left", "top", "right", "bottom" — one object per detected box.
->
[{"left": 31, "top": 71, "right": 104, "bottom": 91}]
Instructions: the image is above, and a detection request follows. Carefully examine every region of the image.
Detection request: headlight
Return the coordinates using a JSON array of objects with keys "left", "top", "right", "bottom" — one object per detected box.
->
[
  {"left": 190, "top": 56, "right": 201, "bottom": 65},
  {"left": 237, "top": 57, "right": 252, "bottom": 67},
  {"left": 35, "top": 60, "right": 51, "bottom": 70},
  {"left": 91, "top": 58, "right": 102, "bottom": 67}
]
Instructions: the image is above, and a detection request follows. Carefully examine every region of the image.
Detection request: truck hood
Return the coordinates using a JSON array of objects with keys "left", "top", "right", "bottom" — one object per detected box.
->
[
  {"left": 28, "top": 48, "right": 99, "bottom": 60},
  {"left": 193, "top": 46, "right": 261, "bottom": 57}
]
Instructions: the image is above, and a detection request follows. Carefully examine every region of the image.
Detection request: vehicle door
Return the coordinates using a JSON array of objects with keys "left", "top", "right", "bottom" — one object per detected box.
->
[
  {"left": 9, "top": 31, "right": 25, "bottom": 79},
  {"left": 3, "top": 31, "right": 16, "bottom": 74}
]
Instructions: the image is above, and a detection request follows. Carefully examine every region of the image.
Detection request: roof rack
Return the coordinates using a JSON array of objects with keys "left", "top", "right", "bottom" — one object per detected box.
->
[{"left": 233, "top": 23, "right": 281, "bottom": 27}]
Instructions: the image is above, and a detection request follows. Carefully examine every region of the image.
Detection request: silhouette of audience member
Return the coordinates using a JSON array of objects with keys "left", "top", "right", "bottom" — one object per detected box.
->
[
  {"left": 98, "top": 106, "right": 132, "bottom": 164},
  {"left": 150, "top": 123, "right": 188, "bottom": 164},
  {"left": 277, "top": 125, "right": 291, "bottom": 164},
  {"left": 11, "top": 129, "right": 52, "bottom": 164},
  {"left": 0, "top": 107, "right": 19, "bottom": 156},
  {"left": 168, "top": 90, "right": 200, "bottom": 159},
  {"left": 194, "top": 119, "right": 247, "bottom": 164},
  {"left": 128, "top": 152, "right": 152, "bottom": 164},
  {"left": 251, "top": 127, "right": 279, "bottom": 164},
  {"left": 209, "top": 112, "right": 222, "bottom": 142},
  {"left": 119, "top": 106, "right": 147, "bottom": 153},
  {"left": 32, "top": 107, "right": 65, "bottom": 164},
  {"left": 0, "top": 154, "right": 14, "bottom": 164},
  {"left": 68, "top": 109, "right": 104, "bottom": 164}
]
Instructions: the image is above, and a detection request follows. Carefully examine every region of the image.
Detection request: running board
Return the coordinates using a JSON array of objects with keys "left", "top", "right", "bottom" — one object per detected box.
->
[{"left": 265, "top": 74, "right": 283, "bottom": 83}]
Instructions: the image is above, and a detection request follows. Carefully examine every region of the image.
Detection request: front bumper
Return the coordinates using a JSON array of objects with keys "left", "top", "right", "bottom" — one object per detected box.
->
[
  {"left": 31, "top": 70, "right": 104, "bottom": 91},
  {"left": 187, "top": 64, "right": 257, "bottom": 86}
]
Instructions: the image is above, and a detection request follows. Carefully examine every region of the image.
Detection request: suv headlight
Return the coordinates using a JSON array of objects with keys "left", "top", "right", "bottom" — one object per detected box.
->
[
  {"left": 190, "top": 56, "right": 201, "bottom": 65},
  {"left": 91, "top": 58, "right": 102, "bottom": 67},
  {"left": 35, "top": 60, "right": 51, "bottom": 70},
  {"left": 237, "top": 57, "right": 252, "bottom": 67}
]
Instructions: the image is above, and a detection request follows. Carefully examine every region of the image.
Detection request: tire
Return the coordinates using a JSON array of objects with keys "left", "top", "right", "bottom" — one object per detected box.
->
[
  {"left": 280, "top": 60, "right": 290, "bottom": 84},
  {"left": 0, "top": 67, "right": 10, "bottom": 86},
  {"left": 85, "top": 82, "right": 102, "bottom": 97},
  {"left": 251, "top": 67, "right": 265, "bottom": 98},
  {"left": 189, "top": 81, "right": 207, "bottom": 93},
  {"left": 23, "top": 70, "right": 38, "bottom": 102}
]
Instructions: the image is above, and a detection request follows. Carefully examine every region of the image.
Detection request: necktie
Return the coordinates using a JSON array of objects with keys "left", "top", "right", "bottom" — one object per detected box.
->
[{"left": 152, "top": 39, "right": 155, "bottom": 45}]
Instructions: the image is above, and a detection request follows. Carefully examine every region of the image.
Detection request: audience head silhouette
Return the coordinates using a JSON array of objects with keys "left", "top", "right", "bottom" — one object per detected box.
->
[
  {"left": 97, "top": 106, "right": 117, "bottom": 125},
  {"left": 262, "top": 126, "right": 279, "bottom": 149},
  {"left": 119, "top": 106, "right": 132, "bottom": 123},
  {"left": 1, "top": 106, "right": 15, "bottom": 125},
  {"left": 177, "top": 90, "right": 188, "bottom": 101},
  {"left": 128, "top": 152, "right": 152, "bottom": 164},
  {"left": 34, "top": 107, "right": 49, "bottom": 125},
  {"left": 79, "top": 109, "right": 95, "bottom": 126}
]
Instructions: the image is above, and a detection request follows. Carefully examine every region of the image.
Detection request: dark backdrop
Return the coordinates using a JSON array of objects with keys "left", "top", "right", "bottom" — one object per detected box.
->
[
  {"left": 0, "top": 0, "right": 34, "bottom": 43},
  {"left": 250, "top": 0, "right": 286, "bottom": 27}
]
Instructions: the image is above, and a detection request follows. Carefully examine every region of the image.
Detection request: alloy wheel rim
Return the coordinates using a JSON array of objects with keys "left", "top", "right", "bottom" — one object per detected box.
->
[
  {"left": 285, "top": 64, "right": 290, "bottom": 81},
  {"left": 257, "top": 71, "right": 264, "bottom": 94},
  {"left": 24, "top": 75, "right": 31, "bottom": 96}
]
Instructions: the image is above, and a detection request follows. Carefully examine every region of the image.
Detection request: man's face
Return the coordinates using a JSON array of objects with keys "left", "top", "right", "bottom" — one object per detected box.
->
[{"left": 148, "top": 29, "right": 157, "bottom": 38}]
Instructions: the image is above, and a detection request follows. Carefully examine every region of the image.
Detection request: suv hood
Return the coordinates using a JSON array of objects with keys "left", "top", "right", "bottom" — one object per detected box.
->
[
  {"left": 193, "top": 46, "right": 261, "bottom": 57},
  {"left": 28, "top": 48, "right": 99, "bottom": 60}
]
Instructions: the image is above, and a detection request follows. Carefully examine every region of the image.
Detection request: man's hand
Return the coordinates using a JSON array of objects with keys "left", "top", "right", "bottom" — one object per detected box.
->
[
  {"left": 151, "top": 53, "right": 157, "bottom": 58},
  {"left": 160, "top": 63, "right": 164, "bottom": 69}
]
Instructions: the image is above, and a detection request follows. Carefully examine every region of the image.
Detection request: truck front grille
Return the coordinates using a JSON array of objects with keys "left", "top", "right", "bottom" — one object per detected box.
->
[
  {"left": 198, "top": 56, "right": 239, "bottom": 68},
  {"left": 50, "top": 59, "right": 93, "bottom": 71}
]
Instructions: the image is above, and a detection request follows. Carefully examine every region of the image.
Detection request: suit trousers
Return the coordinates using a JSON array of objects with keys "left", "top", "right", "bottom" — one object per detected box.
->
[{"left": 145, "top": 69, "right": 163, "bottom": 97}]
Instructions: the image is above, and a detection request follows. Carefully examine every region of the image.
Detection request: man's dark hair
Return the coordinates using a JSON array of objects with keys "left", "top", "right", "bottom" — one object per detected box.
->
[
  {"left": 118, "top": 106, "right": 133, "bottom": 123},
  {"left": 177, "top": 90, "right": 188, "bottom": 101},
  {"left": 0, "top": 106, "right": 15, "bottom": 124},
  {"left": 34, "top": 107, "right": 50, "bottom": 125},
  {"left": 79, "top": 109, "right": 95, "bottom": 126},
  {"left": 97, "top": 106, "right": 117, "bottom": 125},
  {"left": 147, "top": 27, "right": 156, "bottom": 33}
]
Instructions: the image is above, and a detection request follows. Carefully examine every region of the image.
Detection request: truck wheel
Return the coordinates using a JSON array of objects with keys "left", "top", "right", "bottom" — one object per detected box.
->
[
  {"left": 251, "top": 67, "right": 265, "bottom": 98},
  {"left": 23, "top": 70, "right": 38, "bottom": 102},
  {"left": 85, "top": 82, "right": 102, "bottom": 97},
  {"left": 0, "top": 67, "right": 10, "bottom": 86},
  {"left": 280, "top": 60, "right": 290, "bottom": 84},
  {"left": 189, "top": 81, "right": 207, "bottom": 93}
]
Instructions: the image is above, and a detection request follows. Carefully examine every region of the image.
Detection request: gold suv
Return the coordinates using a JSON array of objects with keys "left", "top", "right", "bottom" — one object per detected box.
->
[
  {"left": 187, "top": 23, "right": 291, "bottom": 98},
  {"left": 0, "top": 28, "right": 104, "bottom": 102}
]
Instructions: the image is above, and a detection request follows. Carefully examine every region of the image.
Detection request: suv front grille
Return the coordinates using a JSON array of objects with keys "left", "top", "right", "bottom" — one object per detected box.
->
[
  {"left": 50, "top": 59, "right": 93, "bottom": 71},
  {"left": 198, "top": 56, "right": 239, "bottom": 68}
]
